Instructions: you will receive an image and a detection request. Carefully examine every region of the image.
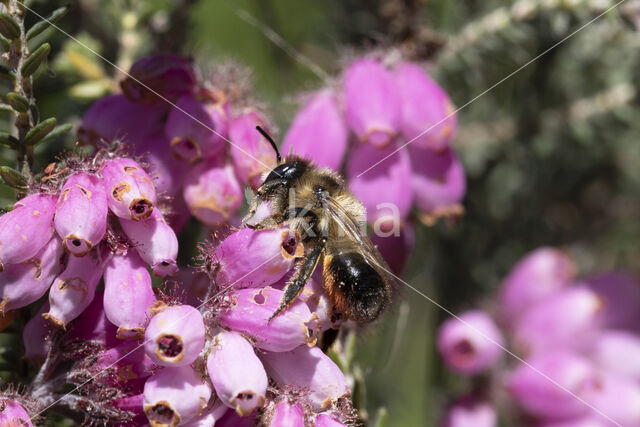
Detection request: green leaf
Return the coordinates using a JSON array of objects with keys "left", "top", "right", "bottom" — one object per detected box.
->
[
  {"left": 0, "top": 13, "right": 20, "bottom": 40},
  {"left": 372, "top": 407, "right": 388, "bottom": 427},
  {"left": 0, "top": 131, "right": 17, "bottom": 149},
  {"left": 0, "top": 64, "right": 15, "bottom": 82},
  {"left": 0, "top": 34, "right": 9, "bottom": 50},
  {"left": 5, "top": 93, "right": 29, "bottom": 113},
  {"left": 36, "top": 123, "right": 72, "bottom": 147},
  {"left": 26, "top": 5, "right": 70, "bottom": 41},
  {"left": 25, "top": 117, "right": 56, "bottom": 146},
  {"left": 0, "top": 103, "right": 13, "bottom": 113},
  {"left": 20, "top": 43, "right": 51, "bottom": 77},
  {"left": 0, "top": 166, "right": 27, "bottom": 189}
]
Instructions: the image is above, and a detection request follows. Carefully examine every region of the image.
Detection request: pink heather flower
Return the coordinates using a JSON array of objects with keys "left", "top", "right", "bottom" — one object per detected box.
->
[
  {"left": 369, "top": 222, "right": 415, "bottom": 275},
  {"left": 55, "top": 171, "right": 108, "bottom": 256},
  {"left": 347, "top": 142, "right": 413, "bottom": 228},
  {"left": 144, "top": 304, "right": 205, "bottom": 367},
  {"left": 165, "top": 94, "right": 228, "bottom": 163},
  {"left": 216, "top": 409, "right": 258, "bottom": 427},
  {"left": 101, "top": 157, "right": 157, "bottom": 221},
  {"left": 0, "top": 236, "right": 63, "bottom": 313},
  {"left": 498, "top": 247, "right": 575, "bottom": 323},
  {"left": 66, "top": 290, "right": 118, "bottom": 347},
  {"left": 138, "top": 133, "right": 188, "bottom": 197},
  {"left": 0, "top": 193, "right": 56, "bottom": 271},
  {"left": 270, "top": 401, "right": 305, "bottom": 427},
  {"left": 183, "top": 158, "right": 243, "bottom": 225},
  {"left": 119, "top": 208, "right": 179, "bottom": 277},
  {"left": 583, "top": 271, "right": 640, "bottom": 329},
  {"left": 111, "top": 393, "right": 146, "bottom": 425},
  {"left": 409, "top": 145, "right": 466, "bottom": 224},
  {"left": 436, "top": 310, "right": 504, "bottom": 375},
  {"left": 23, "top": 301, "right": 53, "bottom": 362},
  {"left": 508, "top": 351, "right": 594, "bottom": 419},
  {"left": 103, "top": 251, "right": 156, "bottom": 339},
  {"left": 343, "top": 58, "right": 401, "bottom": 147},
  {"left": 580, "top": 373, "right": 640, "bottom": 425},
  {"left": 591, "top": 330, "right": 640, "bottom": 378},
  {"left": 297, "top": 273, "right": 338, "bottom": 331},
  {"left": 182, "top": 401, "right": 228, "bottom": 427},
  {"left": 213, "top": 227, "right": 303, "bottom": 289},
  {"left": 260, "top": 345, "right": 349, "bottom": 411},
  {"left": 206, "top": 330, "right": 268, "bottom": 416},
  {"left": 78, "top": 94, "right": 166, "bottom": 146},
  {"left": 512, "top": 286, "right": 603, "bottom": 355},
  {"left": 143, "top": 365, "right": 212, "bottom": 425},
  {"left": 97, "top": 341, "right": 156, "bottom": 384},
  {"left": 0, "top": 400, "right": 32, "bottom": 426},
  {"left": 315, "top": 414, "right": 347, "bottom": 427},
  {"left": 395, "top": 62, "right": 457, "bottom": 152},
  {"left": 228, "top": 110, "right": 278, "bottom": 189},
  {"left": 120, "top": 54, "right": 196, "bottom": 104},
  {"left": 218, "top": 287, "right": 320, "bottom": 352},
  {"left": 281, "top": 90, "right": 348, "bottom": 171},
  {"left": 441, "top": 396, "right": 497, "bottom": 427},
  {"left": 43, "top": 253, "right": 103, "bottom": 329}
]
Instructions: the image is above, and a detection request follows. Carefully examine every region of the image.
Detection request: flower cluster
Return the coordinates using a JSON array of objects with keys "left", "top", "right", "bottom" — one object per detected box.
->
[
  {"left": 437, "top": 247, "right": 640, "bottom": 426},
  {"left": 78, "top": 54, "right": 275, "bottom": 232},
  {"left": 0, "top": 154, "right": 177, "bottom": 336}
]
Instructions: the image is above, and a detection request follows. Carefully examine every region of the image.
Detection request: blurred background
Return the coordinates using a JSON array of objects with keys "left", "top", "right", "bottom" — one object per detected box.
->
[{"left": 2, "top": 0, "right": 640, "bottom": 425}]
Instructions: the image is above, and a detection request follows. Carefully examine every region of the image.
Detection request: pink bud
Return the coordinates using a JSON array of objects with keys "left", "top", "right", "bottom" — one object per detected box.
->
[
  {"left": 395, "top": 62, "right": 457, "bottom": 151},
  {"left": 0, "top": 236, "right": 63, "bottom": 312},
  {"left": 55, "top": 172, "right": 108, "bottom": 256},
  {"left": 583, "top": 271, "right": 640, "bottom": 329},
  {"left": 43, "top": 254, "right": 103, "bottom": 329},
  {"left": 591, "top": 330, "right": 640, "bottom": 379},
  {"left": 97, "top": 341, "right": 156, "bottom": 384},
  {"left": 512, "top": 286, "right": 603, "bottom": 355},
  {"left": 499, "top": 247, "right": 575, "bottom": 323},
  {"left": 103, "top": 251, "right": 156, "bottom": 339},
  {"left": 281, "top": 90, "right": 348, "bottom": 170},
  {"left": 23, "top": 301, "right": 54, "bottom": 362},
  {"left": 369, "top": 223, "right": 415, "bottom": 275},
  {"left": 183, "top": 158, "right": 242, "bottom": 225},
  {"left": 138, "top": 133, "right": 187, "bottom": 197},
  {"left": 270, "top": 401, "right": 304, "bottom": 427},
  {"left": 78, "top": 94, "right": 166, "bottom": 146},
  {"left": 101, "top": 157, "right": 157, "bottom": 221},
  {"left": 229, "top": 111, "right": 278, "bottom": 189},
  {"left": 66, "top": 289, "right": 119, "bottom": 347},
  {"left": 206, "top": 331, "right": 268, "bottom": 416},
  {"left": 441, "top": 396, "right": 497, "bottom": 427},
  {"left": 346, "top": 142, "right": 413, "bottom": 227},
  {"left": 119, "top": 209, "right": 179, "bottom": 277},
  {"left": 121, "top": 54, "right": 196, "bottom": 104},
  {"left": 213, "top": 227, "right": 303, "bottom": 289},
  {"left": 580, "top": 372, "right": 640, "bottom": 425},
  {"left": 508, "top": 351, "right": 594, "bottom": 419},
  {"left": 182, "top": 401, "right": 228, "bottom": 427},
  {"left": 315, "top": 414, "right": 346, "bottom": 427},
  {"left": 437, "top": 310, "right": 504, "bottom": 375},
  {"left": 0, "top": 193, "right": 56, "bottom": 270},
  {"left": 143, "top": 365, "right": 212, "bottom": 425},
  {"left": 165, "top": 94, "right": 228, "bottom": 163},
  {"left": 260, "top": 345, "right": 348, "bottom": 411},
  {"left": 343, "top": 58, "right": 401, "bottom": 147},
  {"left": 219, "top": 287, "right": 319, "bottom": 352},
  {"left": 410, "top": 145, "right": 466, "bottom": 224},
  {"left": 144, "top": 305, "right": 205, "bottom": 367},
  {"left": 0, "top": 400, "right": 32, "bottom": 426}
]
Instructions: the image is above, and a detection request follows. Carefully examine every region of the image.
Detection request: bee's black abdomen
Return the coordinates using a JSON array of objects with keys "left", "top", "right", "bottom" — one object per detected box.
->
[{"left": 324, "top": 252, "right": 389, "bottom": 322}]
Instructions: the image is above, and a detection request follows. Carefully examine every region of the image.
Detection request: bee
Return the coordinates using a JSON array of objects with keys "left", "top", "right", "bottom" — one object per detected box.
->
[{"left": 242, "top": 127, "right": 395, "bottom": 323}]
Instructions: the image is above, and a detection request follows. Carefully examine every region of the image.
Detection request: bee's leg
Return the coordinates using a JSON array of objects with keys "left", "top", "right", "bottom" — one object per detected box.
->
[
  {"left": 246, "top": 213, "right": 285, "bottom": 230},
  {"left": 269, "top": 243, "right": 325, "bottom": 321}
]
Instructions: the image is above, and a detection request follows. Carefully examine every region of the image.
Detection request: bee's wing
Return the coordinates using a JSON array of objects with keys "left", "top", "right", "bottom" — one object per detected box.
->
[{"left": 322, "top": 196, "right": 398, "bottom": 286}]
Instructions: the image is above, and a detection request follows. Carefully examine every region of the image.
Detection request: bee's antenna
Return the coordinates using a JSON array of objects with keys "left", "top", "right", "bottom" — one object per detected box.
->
[{"left": 256, "top": 126, "right": 281, "bottom": 164}]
